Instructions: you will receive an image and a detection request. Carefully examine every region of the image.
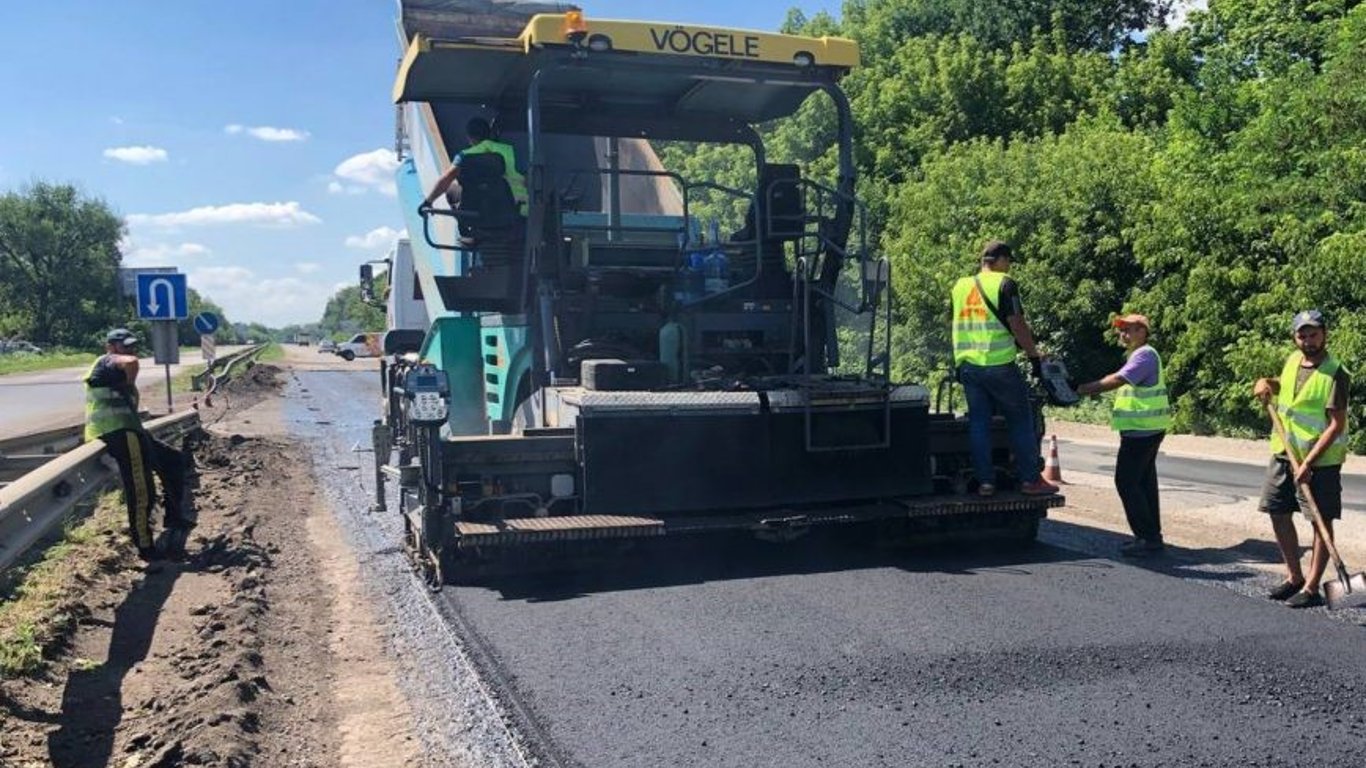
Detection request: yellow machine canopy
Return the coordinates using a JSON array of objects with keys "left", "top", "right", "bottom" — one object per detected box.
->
[{"left": 394, "top": 13, "right": 860, "bottom": 137}]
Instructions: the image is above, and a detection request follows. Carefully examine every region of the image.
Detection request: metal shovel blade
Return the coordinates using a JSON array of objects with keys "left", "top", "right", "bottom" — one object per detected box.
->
[{"left": 1324, "top": 571, "right": 1366, "bottom": 611}]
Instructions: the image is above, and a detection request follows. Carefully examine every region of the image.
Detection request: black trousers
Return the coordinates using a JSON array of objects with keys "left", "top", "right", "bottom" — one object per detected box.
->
[
  {"left": 1115, "top": 432, "right": 1165, "bottom": 541},
  {"left": 100, "top": 428, "right": 188, "bottom": 550}
]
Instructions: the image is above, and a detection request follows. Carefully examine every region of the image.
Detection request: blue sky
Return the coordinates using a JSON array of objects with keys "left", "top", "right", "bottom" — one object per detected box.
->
[{"left": 0, "top": 1, "right": 842, "bottom": 327}]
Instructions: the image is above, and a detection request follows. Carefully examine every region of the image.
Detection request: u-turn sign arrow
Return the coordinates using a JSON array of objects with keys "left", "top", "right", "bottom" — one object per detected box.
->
[{"left": 136, "top": 273, "right": 188, "bottom": 320}]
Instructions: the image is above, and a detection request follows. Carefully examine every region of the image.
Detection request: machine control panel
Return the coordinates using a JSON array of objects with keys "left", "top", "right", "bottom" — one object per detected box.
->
[
  {"left": 402, "top": 364, "right": 450, "bottom": 424},
  {"left": 1040, "top": 358, "right": 1080, "bottom": 406}
]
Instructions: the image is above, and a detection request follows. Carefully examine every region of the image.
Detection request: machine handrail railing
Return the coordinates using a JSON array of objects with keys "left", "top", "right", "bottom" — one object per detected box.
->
[{"left": 795, "top": 256, "right": 892, "bottom": 452}]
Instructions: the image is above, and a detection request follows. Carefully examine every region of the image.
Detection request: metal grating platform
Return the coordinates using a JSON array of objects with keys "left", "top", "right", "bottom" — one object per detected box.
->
[{"left": 456, "top": 514, "right": 666, "bottom": 547}]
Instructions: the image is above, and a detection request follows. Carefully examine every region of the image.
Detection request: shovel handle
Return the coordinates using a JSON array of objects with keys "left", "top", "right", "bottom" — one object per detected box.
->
[{"left": 1264, "top": 403, "right": 1351, "bottom": 571}]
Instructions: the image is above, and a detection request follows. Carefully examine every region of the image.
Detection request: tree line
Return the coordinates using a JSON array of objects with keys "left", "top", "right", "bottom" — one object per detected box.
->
[
  {"left": 0, "top": 182, "right": 256, "bottom": 350},
  {"left": 664, "top": 0, "right": 1366, "bottom": 449}
]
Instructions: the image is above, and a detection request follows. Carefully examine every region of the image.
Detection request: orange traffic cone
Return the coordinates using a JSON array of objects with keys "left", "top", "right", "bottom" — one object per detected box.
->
[{"left": 1042, "top": 434, "right": 1067, "bottom": 485}]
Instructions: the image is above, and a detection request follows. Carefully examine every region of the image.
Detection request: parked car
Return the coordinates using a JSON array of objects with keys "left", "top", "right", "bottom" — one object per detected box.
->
[
  {"left": 0, "top": 340, "right": 43, "bottom": 355},
  {"left": 317, "top": 339, "right": 338, "bottom": 354}
]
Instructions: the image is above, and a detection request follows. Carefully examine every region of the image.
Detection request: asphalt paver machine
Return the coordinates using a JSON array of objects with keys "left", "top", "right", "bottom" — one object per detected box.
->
[{"left": 372, "top": 2, "right": 1063, "bottom": 584}]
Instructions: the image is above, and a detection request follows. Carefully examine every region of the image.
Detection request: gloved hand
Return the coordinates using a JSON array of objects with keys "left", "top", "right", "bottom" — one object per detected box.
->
[
  {"left": 418, "top": 201, "right": 434, "bottom": 216},
  {"left": 1029, "top": 355, "right": 1045, "bottom": 382}
]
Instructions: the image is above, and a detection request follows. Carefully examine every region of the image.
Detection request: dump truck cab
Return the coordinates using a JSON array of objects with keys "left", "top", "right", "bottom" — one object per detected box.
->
[{"left": 379, "top": 6, "right": 1060, "bottom": 584}]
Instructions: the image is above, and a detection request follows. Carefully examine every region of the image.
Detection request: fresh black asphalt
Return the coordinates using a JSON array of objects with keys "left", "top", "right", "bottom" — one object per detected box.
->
[{"left": 299, "top": 370, "right": 1366, "bottom": 768}]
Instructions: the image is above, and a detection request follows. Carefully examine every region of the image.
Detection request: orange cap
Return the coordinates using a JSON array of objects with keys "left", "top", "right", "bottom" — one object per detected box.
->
[{"left": 1112, "top": 313, "right": 1150, "bottom": 330}]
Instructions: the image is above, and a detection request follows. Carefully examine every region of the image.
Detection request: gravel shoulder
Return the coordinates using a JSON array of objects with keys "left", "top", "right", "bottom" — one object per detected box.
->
[{"left": 0, "top": 363, "right": 421, "bottom": 767}]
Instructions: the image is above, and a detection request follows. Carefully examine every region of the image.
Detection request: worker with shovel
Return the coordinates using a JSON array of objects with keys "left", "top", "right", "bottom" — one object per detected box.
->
[{"left": 1253, "top": 310, "right": 1351, "bottom": 608}]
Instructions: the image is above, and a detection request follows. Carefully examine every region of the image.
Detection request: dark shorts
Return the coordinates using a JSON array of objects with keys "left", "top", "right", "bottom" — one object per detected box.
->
[{"left": 1257, "top": 456, "right": 1342, "bottom": 521}]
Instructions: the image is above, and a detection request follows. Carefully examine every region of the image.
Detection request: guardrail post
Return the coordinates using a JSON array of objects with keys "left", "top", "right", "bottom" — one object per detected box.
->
[{"left": 371, "top": 419, "right": 391, "bottom": 513}]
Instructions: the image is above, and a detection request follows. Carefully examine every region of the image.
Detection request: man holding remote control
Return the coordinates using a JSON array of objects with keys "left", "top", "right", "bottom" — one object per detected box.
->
[
  {"left": 949, "top": 240, "right": 1058, "bottom": 498},
  {"left": 1076, "top": 314, "right": 1172, "bottom": 556}
]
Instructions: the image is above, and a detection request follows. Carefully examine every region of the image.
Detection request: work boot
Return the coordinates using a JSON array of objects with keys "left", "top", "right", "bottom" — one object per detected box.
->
[
  {"left": 1020, "top": 479, "right": 1060, "bottom": 496},
  {"left": 1266, "top": 580, "right": 1304, "bottom": 601},
  {"left": 1120, "top": 538, "right": 1164, "bottom": 557},
  {"left": 1285, "top": 591, "right": 1324, "bottom": 609},
  {"left": 158, "top": 526, "right": 191, "bottom": 561}
]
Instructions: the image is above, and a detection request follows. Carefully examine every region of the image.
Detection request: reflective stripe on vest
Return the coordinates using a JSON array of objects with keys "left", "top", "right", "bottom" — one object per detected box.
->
[
  {"left": 1269, "top": 351, "right": 1348, "bottom": 467},
  {"left": 83, "top": 358, "right": 141, "bottom": 441},
  {"left": 463, "top": 139, "right": 527, "bottom": 210},
  {"left": 950, "top": 272, "right": 1015, "bottom": 367},
  {"left": 1111, "top": 345, "right": 1172, "bottom": 432}
]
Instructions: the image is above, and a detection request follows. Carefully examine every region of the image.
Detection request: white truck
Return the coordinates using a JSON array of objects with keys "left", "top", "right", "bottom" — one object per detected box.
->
[{"left": 335, "top": 332, "right": 382, "bottom": 361}]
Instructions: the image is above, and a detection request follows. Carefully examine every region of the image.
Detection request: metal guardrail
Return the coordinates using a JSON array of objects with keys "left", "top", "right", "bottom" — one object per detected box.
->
[
  {"left": 191, "top": 343, "right": 268, "bottom": 392},
  {"left": 0, "top": 411, "right": 201, "bottom": 573}
]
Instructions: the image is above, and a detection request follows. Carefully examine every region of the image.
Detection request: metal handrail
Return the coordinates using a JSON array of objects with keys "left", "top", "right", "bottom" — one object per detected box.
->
[{"left": 0, "top": 410, "right": 200, "bottom": 573}]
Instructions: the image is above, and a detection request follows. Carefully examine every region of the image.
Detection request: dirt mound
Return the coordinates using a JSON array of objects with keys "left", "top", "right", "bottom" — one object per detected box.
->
[
  {"left": 222, "top": 363, "right": 284, "bottom": 396},
  {"left": 1, "top": 431, "right": 298, "bottom": 767}
]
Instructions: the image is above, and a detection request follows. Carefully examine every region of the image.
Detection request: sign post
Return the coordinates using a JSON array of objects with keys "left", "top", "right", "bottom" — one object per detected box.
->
[
  {"left": 137, "top": 273, "right": 190, "bottom": 413},
  {"left": 195, "top": 312, "right": 219, "bottom": 370}
]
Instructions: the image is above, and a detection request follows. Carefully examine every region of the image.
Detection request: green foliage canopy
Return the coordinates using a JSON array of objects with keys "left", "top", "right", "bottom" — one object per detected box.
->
[{"left": 656, "top": 0, "right": 1366, "bottom": 448}]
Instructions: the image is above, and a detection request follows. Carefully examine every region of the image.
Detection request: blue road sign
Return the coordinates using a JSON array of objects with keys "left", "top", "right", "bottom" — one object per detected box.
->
[
  {"left": 193, "top": 311, "right": 219, "bottom": 335},
  {"left": 136, "top": 273, "right": 188, "bottom": 320}
]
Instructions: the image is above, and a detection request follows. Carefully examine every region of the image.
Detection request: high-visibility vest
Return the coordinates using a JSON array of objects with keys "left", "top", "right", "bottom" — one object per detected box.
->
[
  {"left": 83, "top": 356, "right": 141, "bottom": 441},
  {"left": 1270, "top": 351, "right": 1348, "bottom": 467},
  {"left": 463, "top": 139, "right": 527, "bottom": 211},
  {"left": 951, "top": 271, "right": 1016, "bottom": 366},
  {"left": 1111, "top": 345, "right": 1172, "bottom": 432}
]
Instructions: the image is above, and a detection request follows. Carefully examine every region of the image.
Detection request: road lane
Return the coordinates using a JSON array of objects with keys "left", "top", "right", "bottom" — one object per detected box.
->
[
  {"left": 294, "top": 368, "right": 1366, "bottom": 768},
  {"left": 0, "top": 347, "right": 244, "bottom": 438},
  {"left": 1058, "top": 438, "right": 1366, "bottom": 515}
]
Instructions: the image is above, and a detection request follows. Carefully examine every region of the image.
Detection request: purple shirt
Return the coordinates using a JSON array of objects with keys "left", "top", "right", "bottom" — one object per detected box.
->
[{"left": 1117, "top": 346, "right": 1159, "bottom": 387}]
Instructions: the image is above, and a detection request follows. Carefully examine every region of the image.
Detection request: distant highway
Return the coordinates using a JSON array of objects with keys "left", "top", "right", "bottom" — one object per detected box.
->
[{"left": 0, "top": 347, "right": 244, "bottom": 438}]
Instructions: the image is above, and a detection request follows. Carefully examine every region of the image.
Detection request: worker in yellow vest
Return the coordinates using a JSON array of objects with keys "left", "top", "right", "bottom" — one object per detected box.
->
[
  {"left": 949, "top": 241, "right": 1057, "bottom": 497},
  {"left": 423, "top": 117, "right": 528, "bottom": 216},
  {"left": 84, "top": 328, "right": 190, "bottom": 563},
  {"left": 1253, "top": 309, "right": 1351, "bottom": 608},
  {"left": 1076, "top": 314, "right": 1172, "bottom": 556}
]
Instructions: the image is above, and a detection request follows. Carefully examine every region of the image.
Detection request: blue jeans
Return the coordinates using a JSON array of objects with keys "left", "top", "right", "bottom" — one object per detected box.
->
[{"left": 958, "top": 362, "right": 1041, "bottom": 486}]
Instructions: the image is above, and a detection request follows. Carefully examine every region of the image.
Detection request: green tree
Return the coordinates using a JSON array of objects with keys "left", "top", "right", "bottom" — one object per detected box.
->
[
  {"left": 318, "top": 278, "right": 387, "bottom": 339},
  {"left": 0, "top": 183, "right": 125, "bottom": 345}
]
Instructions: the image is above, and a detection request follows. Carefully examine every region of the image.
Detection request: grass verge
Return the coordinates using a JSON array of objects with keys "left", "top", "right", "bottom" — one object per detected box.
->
[
  {"left": 0, "top": 350, "right": 92, "bottom": 376},
  {"left": 0, "top": 493, "right": 131, "bottom": 678},
  {"left": 256, "top": 342, "right": 284, "bottom": 363}
]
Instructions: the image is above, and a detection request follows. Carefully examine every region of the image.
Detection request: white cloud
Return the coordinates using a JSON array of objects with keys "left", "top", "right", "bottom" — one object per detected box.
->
[
  {"left": 120, "top": 239, "right": 212, "bottom": 268},
  {"left": 103, "top": 145, "right": 168, "bottom": 165},
  {"left": 344, "top": 226, "right": 401, "bottom": 251},
  {"left": 1167, "top": 0, "right": 1207, "bottom": 28},
  {"left": 127, "top": 201, "right": 321, "bottom": 229},
  {"left": 110, "top": 116, "right": 125, "bottom": 125},
  {"left": 295, "top": 262, "right": 321, "bottom": 274},
  {"left": 225, "top": 124, "right": 310, "bottom": 142},
  {"left": 333, "top": 149, "right": 398, "bottom": 196},
  {"left": 189, "top": 265, "right": 339, "bottom": 327},
  {"left": 327, "top": 180, "right": 367, "bottom": 196}
]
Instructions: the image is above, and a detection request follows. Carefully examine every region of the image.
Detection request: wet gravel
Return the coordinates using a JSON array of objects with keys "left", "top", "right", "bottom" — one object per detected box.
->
[
  {"left": 284, "top": 370, "right": 531, "bottom": 768},
  {"left": 294, "top": 368, "right": 1366, "bottom": 768}
]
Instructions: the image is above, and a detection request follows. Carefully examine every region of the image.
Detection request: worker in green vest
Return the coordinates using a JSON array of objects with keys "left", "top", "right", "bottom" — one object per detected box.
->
[
  {"left": 1253, "top": 309, "right": 1351, "bottom": 608},
  {"left": 84, "top": 328, "right": 191, "bottom": 563},
  {"left": 1076, "top": 314, "right": 1172, "bottom": 556},
  {"left": 423, "top": 117, "right": 528, "bottom": 216},
  {"left": 949, "top": 240, "right": 1057, "bottom": 497}
]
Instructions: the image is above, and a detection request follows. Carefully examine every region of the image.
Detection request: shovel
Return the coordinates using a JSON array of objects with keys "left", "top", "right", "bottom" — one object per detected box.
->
[{"left": 1266, "top": 403, "right": 1366, "bottom": 610}]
